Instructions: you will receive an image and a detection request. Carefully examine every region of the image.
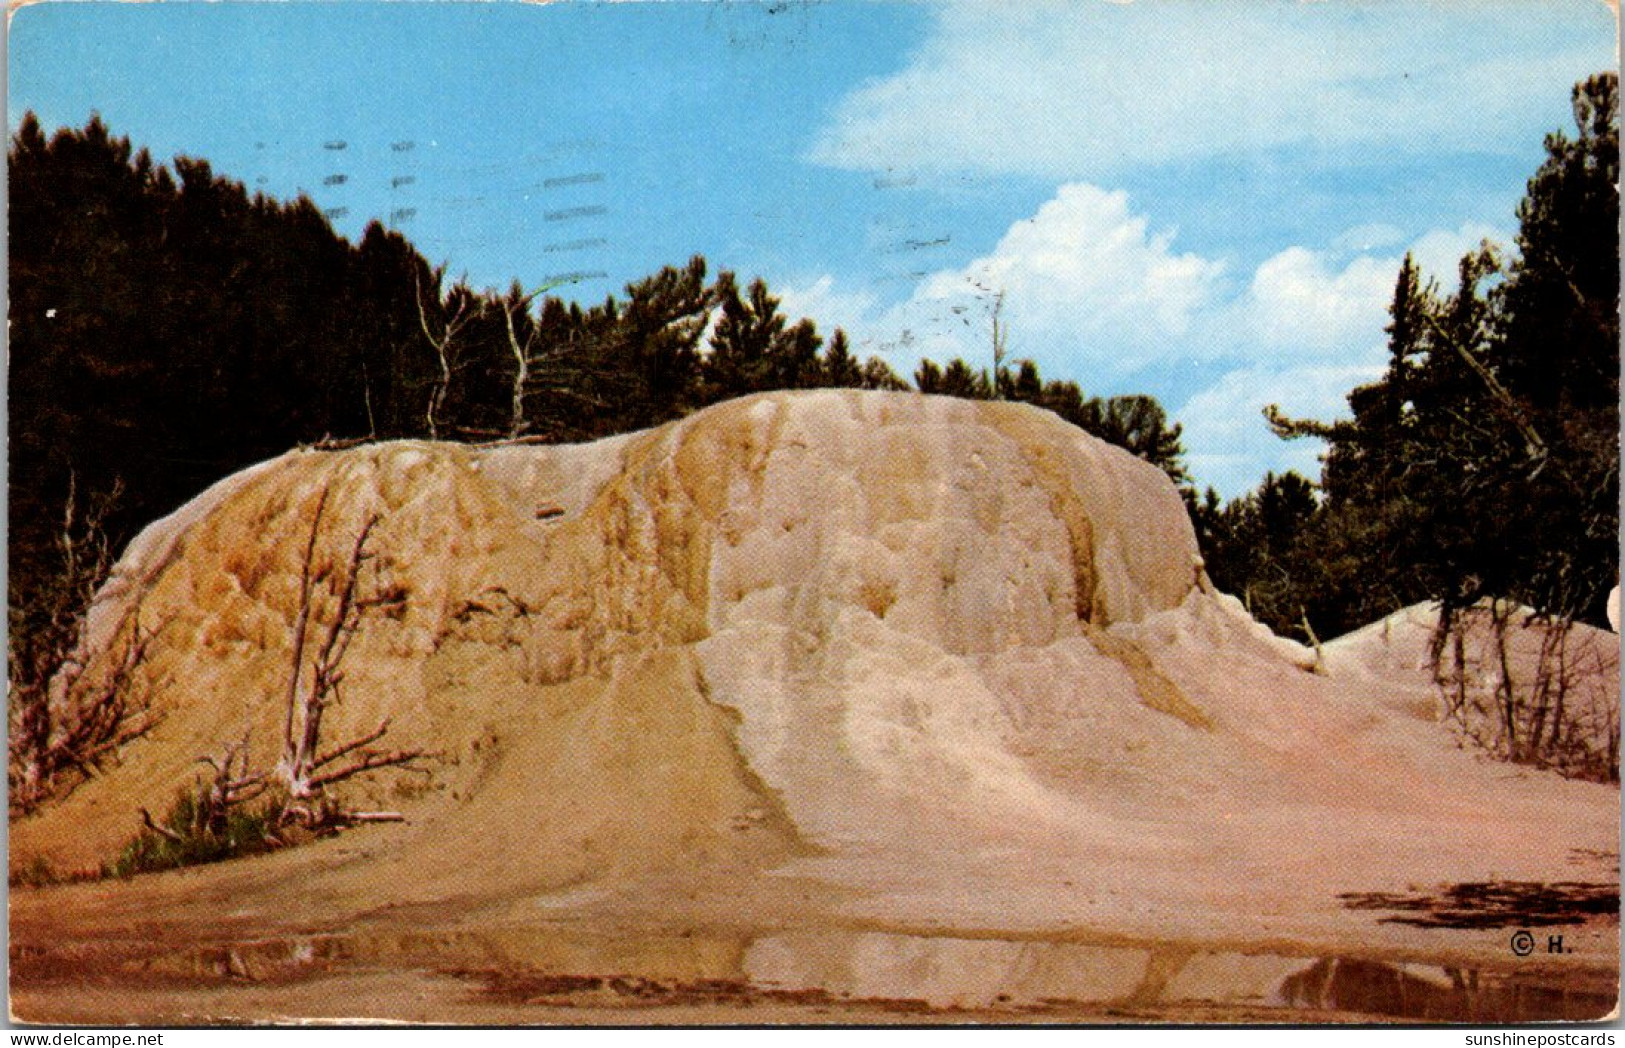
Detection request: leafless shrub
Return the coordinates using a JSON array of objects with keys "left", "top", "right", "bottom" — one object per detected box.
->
[
  {"left": 9, "top": 475, "right": 165, "bottom": 814},
  {"left": 1432, "top": 600, "right": 1619, "bottom": 782}
]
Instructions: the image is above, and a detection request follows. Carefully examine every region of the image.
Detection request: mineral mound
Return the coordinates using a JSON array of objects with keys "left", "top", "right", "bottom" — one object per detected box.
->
[{"left": 12, "top": 390, "right": 1618, "bottom": 947}]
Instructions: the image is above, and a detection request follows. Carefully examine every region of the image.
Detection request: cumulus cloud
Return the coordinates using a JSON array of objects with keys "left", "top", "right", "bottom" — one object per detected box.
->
[
  {"left": 807, "top": 183, "right": 1401, "bottom": 381},
  {"left": 810, "top": 0, "right": 1613, "bottom": 179},
  {"left": 1241, "top": 247, "right": 1396, "bottom": 353},
  {"left": 780, "top": 184, "right": 1494, "bottom": 376},
  {"left": 886, "top": 183, "right": 1226, "bottom": 373}
]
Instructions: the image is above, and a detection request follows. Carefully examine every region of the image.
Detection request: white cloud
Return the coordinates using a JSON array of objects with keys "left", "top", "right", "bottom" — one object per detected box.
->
[
  {"left": 810, "top": 1, "right": 1612, "bottom": 179},
  {"left": 1242, "top": 247, "right": 1396, "bottom": 353},
  {"left": 831, "top": 184, "right": 1400, "bottom": 380},
  {"left": 776, "top": 274, "right": 879, "bottom": 339},
  {"left": 783, "top": 185, "right": 1499, "bottom": 374},
  {"left": 857, "top": 183, "right": 1226, "bottom": 376}
]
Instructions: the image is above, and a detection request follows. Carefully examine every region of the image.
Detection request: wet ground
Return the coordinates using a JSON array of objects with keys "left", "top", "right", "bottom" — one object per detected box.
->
[{"left": 11, "top": 921, "right": 1618, "bottom": 1025}]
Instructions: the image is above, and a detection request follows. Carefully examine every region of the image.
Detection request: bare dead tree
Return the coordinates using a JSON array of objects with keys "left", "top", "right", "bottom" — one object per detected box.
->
[
  {"left": 415, "top": 264, "right": 475, "bottom": 441},
  {"left": 118, "top": 489, "right": 430, "bottom": 867},
  {"left": 496, "top": 278, "right": 583, "bottom": 441},
  {"left": 989, "top": 289, "right": 1009, "bottom": 400},
  {"left": 277, "top": 484, "right": 329, "bottom": 772},
  {"left": 272, "top": 488, "right": 427, "bottom": 826},
  {"left": 11, "top": 613, "right": 166, "bottom": 814},
  {"left": 9, "top": 474, "right": 166, "bottom": 815},
  {"left": 1492, "top": 601, "right": 1526, "bottom": 760},
  {"left": 1525, "top": 619, "right": 1569, "bottom": 761},
  {"left": 500, "top": 288, "right": 540, "bottom": 440},
  {"left": 516, "top": 318, "right": 649, "bottom": 443}
]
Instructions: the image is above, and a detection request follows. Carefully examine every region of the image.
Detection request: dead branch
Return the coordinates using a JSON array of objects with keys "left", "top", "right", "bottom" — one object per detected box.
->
[
  {"left": 470, "top": 434, "right": 559, "bottom": 449},
  {"left": 1422, "top": 313, "right": 1550, "bottom": 465},
  {"left": 195, "top": 734, "right": 271, "bottom": 834},
  {"left": 311, "top": 436, "right": 375, "bottom": 452},
  {"left": 306, "top": 747, "right": 431, "bottom": 792},
  {"left": 1295, "top": 609, "right": 1326, "bottom": 673},
  {"left": 140, "top": 808, "right": 185, "bottom": 845},
  {"left": 280, "top": 486, "right": 331, "bottom": 772},
  {"left": 73, "top": 707, "right": 164, "bottom": 770},
  {"left": 310, "top": 718, "right": 391, "bottom": 771}
]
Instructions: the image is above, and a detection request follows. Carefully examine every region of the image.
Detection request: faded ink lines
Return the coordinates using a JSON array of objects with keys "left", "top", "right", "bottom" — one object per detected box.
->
[{"left": 249, "top": 136, "right": 612, "bottom": 292}]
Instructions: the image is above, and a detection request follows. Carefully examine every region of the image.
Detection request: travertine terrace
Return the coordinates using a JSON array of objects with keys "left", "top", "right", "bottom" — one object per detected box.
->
[{"left": 11, "top": 390, "right": 1618, "bottom": 1023}]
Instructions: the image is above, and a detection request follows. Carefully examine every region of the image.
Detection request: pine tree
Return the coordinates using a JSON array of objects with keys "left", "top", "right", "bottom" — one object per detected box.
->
[
  {"left": 707, "top": 275, "right": 785, "bottom": 398},
  {"left": 819, "top": 329, "right": 865, "bottom": 388},
  {"left": 938, "top": 358, "right": 992, "bottom": 399},
  {"left": 611, "top": 256, "right": 713, "bottom": 428},
  {"left": 858, "top": 357, "right": 909, "bottom": 391},
  {"left": 913, "top": 358, "right": 944, "bottom": 394},
  {"left": 1485, "top": 72, "right": 1619, "bottom": 624},
  {"left": 772, "top": 319, "right": 824, "bottom": 390},
  {"left": 1076, "top": 395, "right": 1188, "bottom": 486}
]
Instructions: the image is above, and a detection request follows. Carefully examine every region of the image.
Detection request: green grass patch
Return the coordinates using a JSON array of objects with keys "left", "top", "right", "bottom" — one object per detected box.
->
[{"left": 101, "top": 785, "right": 280, "bottom": 880}]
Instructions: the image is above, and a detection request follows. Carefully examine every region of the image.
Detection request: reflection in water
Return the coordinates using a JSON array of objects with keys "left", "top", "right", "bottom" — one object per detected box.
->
[
  {"left": 741, "top": 931, "right": 1615, "bottom": 1021},
  {"left": 1276, "top": 957, "right": 1613, "bottom": 1023},
  {"left": 12, "top": 926, "right": 1617, "bottom": 1022}
]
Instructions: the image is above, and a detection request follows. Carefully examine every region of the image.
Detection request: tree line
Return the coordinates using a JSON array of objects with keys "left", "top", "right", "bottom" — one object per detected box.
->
[
  {"left": 11, "top": 74, "right": 1616, "bottom": 656},
  {"left": 12, "top": 71, "right": 1616, "bottom": 644}
]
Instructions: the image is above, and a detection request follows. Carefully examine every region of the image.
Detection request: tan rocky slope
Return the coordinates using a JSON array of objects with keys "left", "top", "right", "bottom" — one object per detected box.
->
[{"left": 12, "top": 390, "right": 1618, "bottom": 946}]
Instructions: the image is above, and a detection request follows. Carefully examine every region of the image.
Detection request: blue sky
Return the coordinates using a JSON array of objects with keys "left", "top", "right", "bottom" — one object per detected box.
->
[{"left": 9, "top": 0, "right": 1617, "bottom": 495}]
